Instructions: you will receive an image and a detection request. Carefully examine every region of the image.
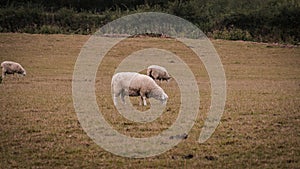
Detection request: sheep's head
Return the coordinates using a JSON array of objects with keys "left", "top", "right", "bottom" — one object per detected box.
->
[
  {"left": 166, "top": 76, "right": 172, "bottom": 82},
  {"left": 160, "top": 92, "right": 168, "bottom": 105},
  {"left": 150, "top": 87, "right": 168, "bottom": 105},
  {"left": 18, "top": 68, "right": 26, "bottom": 76}
]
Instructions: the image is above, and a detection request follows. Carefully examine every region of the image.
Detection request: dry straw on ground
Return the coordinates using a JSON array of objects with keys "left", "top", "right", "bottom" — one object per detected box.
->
[{"left": 0, "top": 33, "right": 299, "bottom": 168}]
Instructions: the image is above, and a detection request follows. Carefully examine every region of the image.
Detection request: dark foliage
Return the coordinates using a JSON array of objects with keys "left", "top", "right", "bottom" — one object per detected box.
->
[{"left": 0, "top": 0, "right": 299, "bottom": 44}]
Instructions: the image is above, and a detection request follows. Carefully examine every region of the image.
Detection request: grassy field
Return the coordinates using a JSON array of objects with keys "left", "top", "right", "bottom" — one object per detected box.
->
[{"left": 0, "top": 33, "right": 299, "bottom": 168}]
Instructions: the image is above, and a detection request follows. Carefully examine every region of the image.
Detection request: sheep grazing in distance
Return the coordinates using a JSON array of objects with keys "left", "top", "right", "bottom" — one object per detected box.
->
[
  {"left": 1, "top": 61, "right": 26, "bottom": 77},
  {"left": 147, "top": 65, "right": 171, "bottom": 82},
  {"left": 111, "top": 72, "right": 168, "bottom": 106}
]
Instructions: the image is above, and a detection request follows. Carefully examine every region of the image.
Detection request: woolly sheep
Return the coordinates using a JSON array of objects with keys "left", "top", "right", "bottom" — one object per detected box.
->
[
  {"left": 147, "top": 65, "right": 171, "bottom": 82},
  {"left": 1, "top": 61, "right": 26, "bottom": 77},
  {"left": 111, "top": 72, "right": 168, "bottom": 106}
]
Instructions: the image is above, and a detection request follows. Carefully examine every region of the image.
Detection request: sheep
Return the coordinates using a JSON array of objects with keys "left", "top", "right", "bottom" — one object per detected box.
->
[
  {"left": 111, "top": 72, "right": 168, "bottom": 106},
  {"left": 1, "top": 61, "right": 26, "bottom": 77},
  {"left": 147, "top": 65, "right": 171, "bottom": 82}
]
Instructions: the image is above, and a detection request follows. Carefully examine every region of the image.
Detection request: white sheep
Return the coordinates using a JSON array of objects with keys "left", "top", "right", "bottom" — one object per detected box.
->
[
  {"left": 111, "top": 72, "right": 168, "bottom": 106},
  {"left": 1, "top": 61, "right": 26, "bottom": 77},
  {"left": 147, "top": 65, "right": 171, "bottom": 82}
]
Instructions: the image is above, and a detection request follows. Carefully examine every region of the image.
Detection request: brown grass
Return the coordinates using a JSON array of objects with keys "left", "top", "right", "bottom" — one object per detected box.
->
[{"left": 0, "top": 33, "right": 299, "bottom": 168}]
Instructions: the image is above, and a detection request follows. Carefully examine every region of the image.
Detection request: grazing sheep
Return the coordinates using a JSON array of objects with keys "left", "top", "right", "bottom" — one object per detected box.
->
[
  {"left": 111, "top": 72, "right": 168, "bottom": 106},
  {"left": 1, "top": 61, "right": 26, "bottom": 77},
  {"left": 147, "top": 65, "right": 171, "bottom": 82}
]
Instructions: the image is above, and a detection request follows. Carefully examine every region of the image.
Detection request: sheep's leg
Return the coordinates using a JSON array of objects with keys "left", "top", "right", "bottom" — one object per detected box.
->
[
  {"left": 166, "top": 78, "right": 170, "bottom": 83},
  {"left": 16, "top": 73, "right": 20, "bottom": 81},
  {"left": 113, "top": 95, "right": 118, "bottom": 106},
  {"left": 120, "top": 92, "right": 126, "bottom": 104},
  {"left": 113, "top": 92, "right": 120, "bottom": 106},
  {"left": 143, "top": 96, "right": 147, "bottom": 106},
  {"left": 139, "top": 96, "right": 143, "bottom": 106},
  {"left": 140, "top": 94, "right": 147, "bottom": 106}
]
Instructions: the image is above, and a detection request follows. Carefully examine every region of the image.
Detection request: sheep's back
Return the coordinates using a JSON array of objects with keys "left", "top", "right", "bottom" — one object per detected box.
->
[
  {"left": 112, "top": 72, "right": 158, "bottom": 90},
  {"left": 148, "top": 65, "right": 167, "bottom": 72},
  {"left": 130, "top": 74, "right": 158, "bottom": 90},
  {"left": 148, "top": 65, "right": 170, "bottom": 78},
  {"left": 1, "top": 61, "right": 22, "bottom": 70}
]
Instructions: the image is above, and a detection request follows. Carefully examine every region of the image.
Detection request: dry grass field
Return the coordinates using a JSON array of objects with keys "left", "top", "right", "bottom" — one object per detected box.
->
[{"left": 0, "top": 33, "right": 299, "bottom": 168}]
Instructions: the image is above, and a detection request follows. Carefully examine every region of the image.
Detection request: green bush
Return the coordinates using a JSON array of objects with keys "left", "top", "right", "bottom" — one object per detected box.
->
[
  {"left": 0, "top": 0, "right": 299, "bottom": 44},
  {"left": 39, "top": 25, "right": 61, "bottom": 34},
  {"left": 212, "top": 27, "right": 253, "bottom": 41},
  {"left": 0, "top": 5, "right": 108, "bottom": 35}
]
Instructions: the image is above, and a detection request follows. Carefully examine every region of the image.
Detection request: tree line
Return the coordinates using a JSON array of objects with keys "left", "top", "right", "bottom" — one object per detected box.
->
[{"left": 0, "top": 0, "right": 299, "bottom": 44}]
